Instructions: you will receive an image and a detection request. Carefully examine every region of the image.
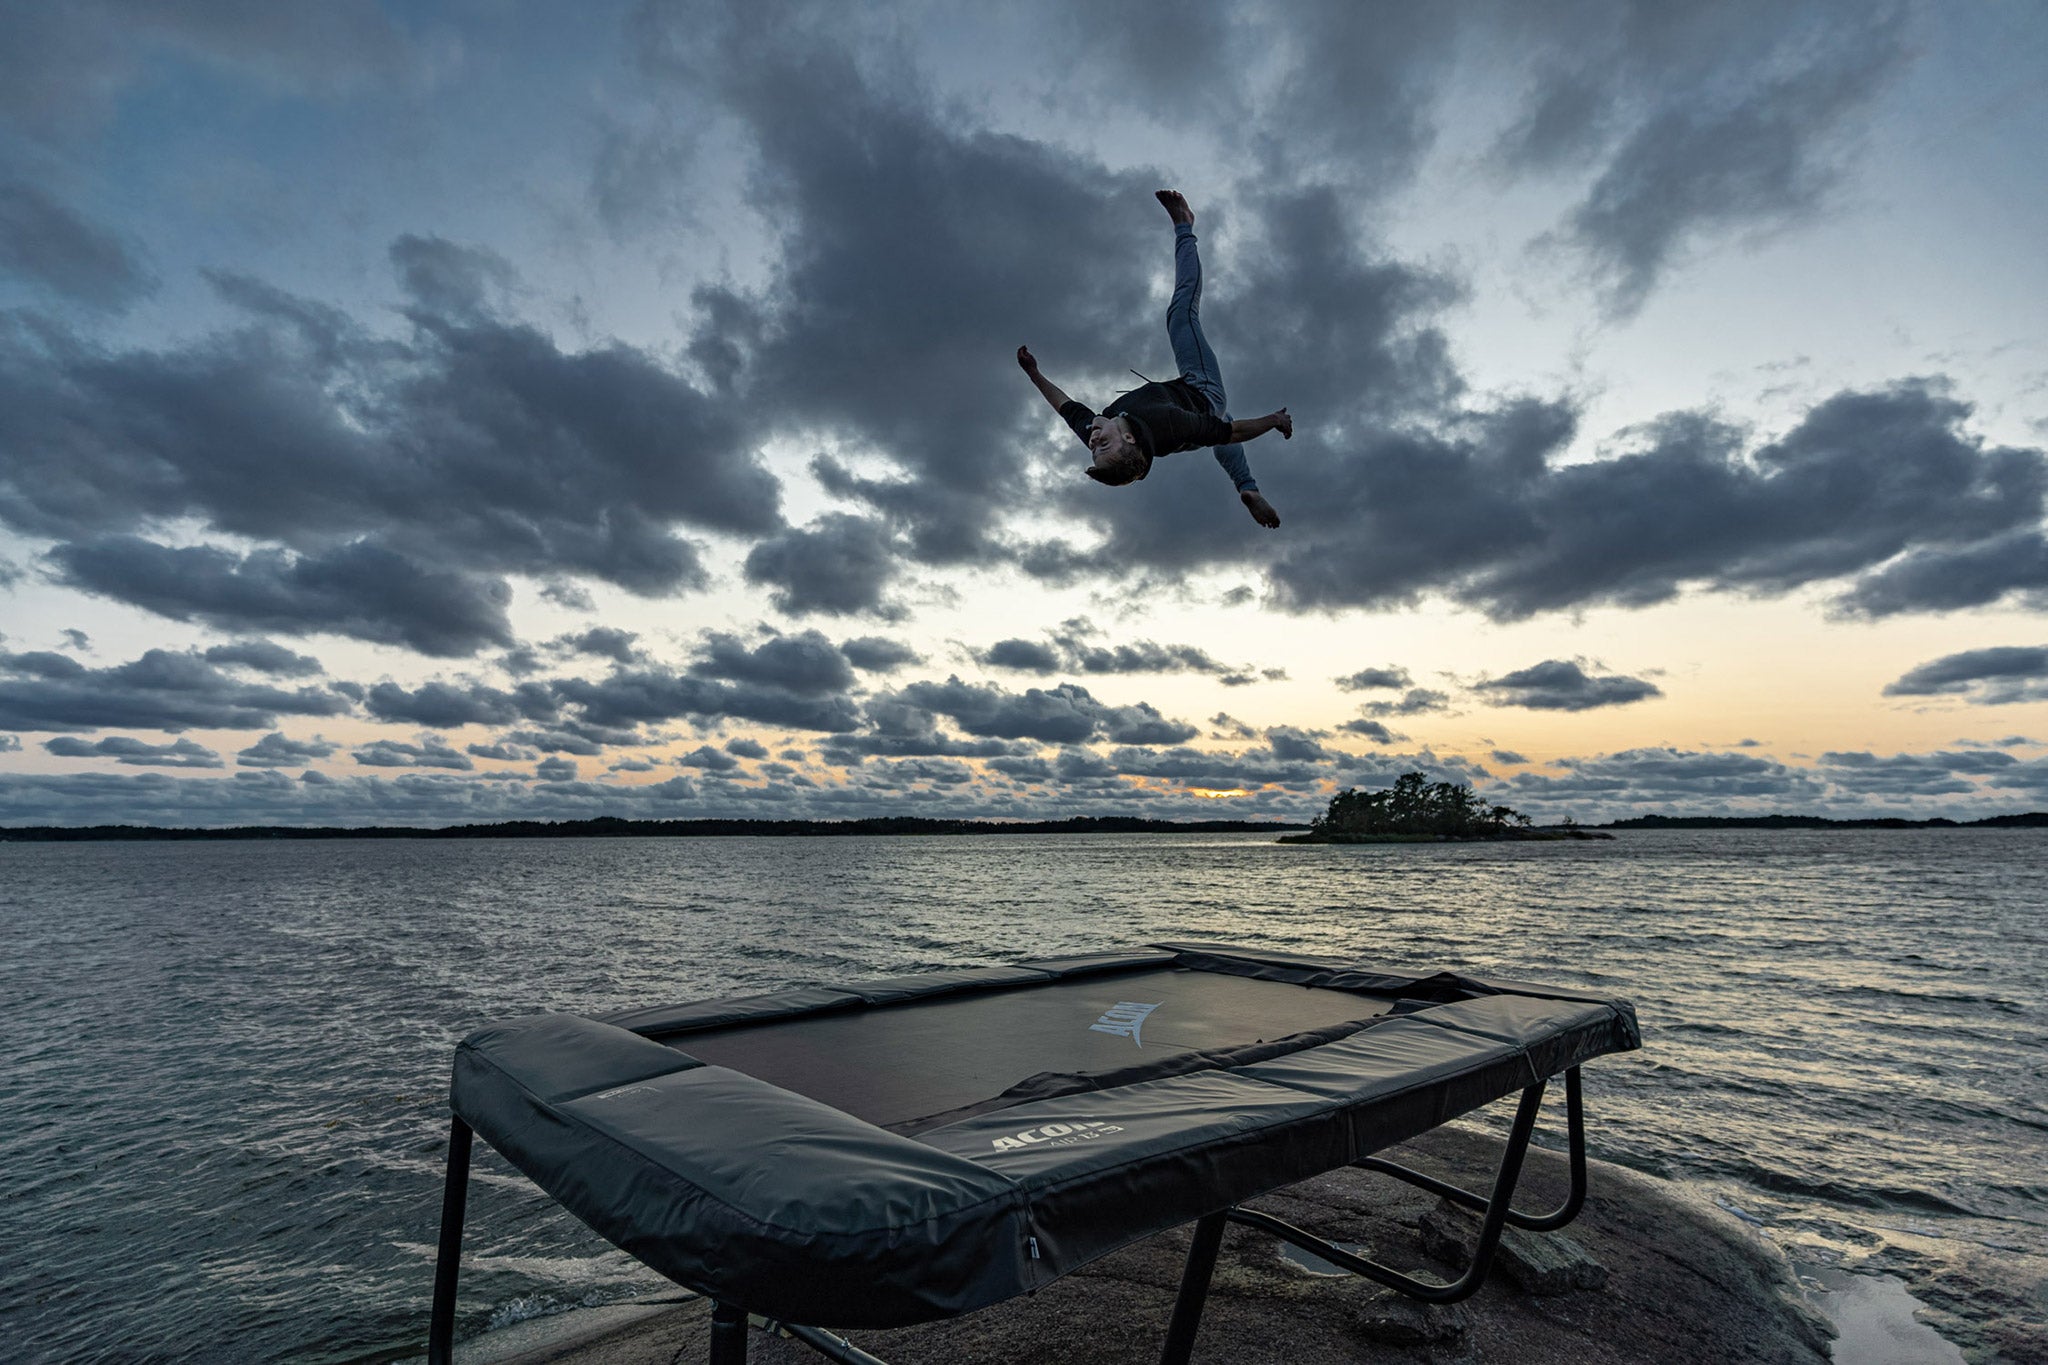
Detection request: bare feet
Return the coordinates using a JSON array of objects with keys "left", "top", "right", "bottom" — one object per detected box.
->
[
  {"left": 1242, "top": 490, "right": 1280, "bottom": 529},
  {"left": 1155, "top": 189, "right": 1194, "bottom": 226}
]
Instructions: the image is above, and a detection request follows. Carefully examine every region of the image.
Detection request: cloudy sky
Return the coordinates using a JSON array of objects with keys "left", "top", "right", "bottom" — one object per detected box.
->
[{"left": 3, "top": 0, "right": 2046, "bottom": 827}]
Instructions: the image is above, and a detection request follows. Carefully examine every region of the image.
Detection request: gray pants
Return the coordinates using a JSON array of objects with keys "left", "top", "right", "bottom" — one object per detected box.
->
[{"left": 1167, "top": 222, "right": 1255, "bottom": 493}]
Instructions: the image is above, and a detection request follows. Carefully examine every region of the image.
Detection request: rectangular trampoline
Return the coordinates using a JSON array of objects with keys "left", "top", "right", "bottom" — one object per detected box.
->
[{"left": 427, "top": 942, "right": 1640, "bottom": 1364}]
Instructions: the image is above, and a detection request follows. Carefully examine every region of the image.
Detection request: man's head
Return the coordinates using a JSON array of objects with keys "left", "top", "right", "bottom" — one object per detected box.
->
[{"left": 1085, "top": 415, "right": 1149, "bottom": 486}]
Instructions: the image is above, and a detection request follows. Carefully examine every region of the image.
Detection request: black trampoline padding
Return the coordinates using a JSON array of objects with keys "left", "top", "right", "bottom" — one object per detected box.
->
[{"left": 450, "top": 942, "right": 1639, "bottom": 1329}]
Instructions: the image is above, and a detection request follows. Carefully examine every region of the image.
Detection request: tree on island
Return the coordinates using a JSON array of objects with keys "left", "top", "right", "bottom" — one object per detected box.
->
[{"left": 1307, "top": 771, "right": 1532, "bottom": 839}]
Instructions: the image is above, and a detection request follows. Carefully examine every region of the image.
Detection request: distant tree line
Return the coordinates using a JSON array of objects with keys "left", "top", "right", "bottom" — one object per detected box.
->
[
  {"left": 1309, "top": 772, "right": 1532, "bottom": 839},
  {"left": 0, "top": 814, "right": 1311, "bottom": 842},
  {"left": 1604, "top": 812, "right": 2048, "bottom": 830}
]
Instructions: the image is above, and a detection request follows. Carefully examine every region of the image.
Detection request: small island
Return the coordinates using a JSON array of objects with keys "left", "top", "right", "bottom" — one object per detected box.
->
[{"left": 1279, "top": 772, "right": 1611, "bottom": 843}]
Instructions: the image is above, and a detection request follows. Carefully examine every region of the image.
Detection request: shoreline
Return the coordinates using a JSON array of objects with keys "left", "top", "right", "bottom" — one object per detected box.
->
[{"left": 408, "top": 1123, "right": 1870, "bottom": 1365}]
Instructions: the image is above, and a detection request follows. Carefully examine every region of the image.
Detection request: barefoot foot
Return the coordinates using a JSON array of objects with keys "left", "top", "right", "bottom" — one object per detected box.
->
[
  {"left": 1155, "top": 189, "right": 1194, "bottom": 226},
  {"left": 1242, "top": 490, "right": 1280, "bottom": 529}
]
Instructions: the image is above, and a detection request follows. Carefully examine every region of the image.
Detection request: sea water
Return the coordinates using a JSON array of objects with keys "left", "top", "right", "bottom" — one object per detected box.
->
[{"left": 1, "top": 830, "right": 2042, "bottom": 1363}]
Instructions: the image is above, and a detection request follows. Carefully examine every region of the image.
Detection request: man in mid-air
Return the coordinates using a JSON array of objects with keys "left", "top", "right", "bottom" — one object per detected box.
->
[{"left": 1018, "top": 189, "right": 1293, "bottom": 528}]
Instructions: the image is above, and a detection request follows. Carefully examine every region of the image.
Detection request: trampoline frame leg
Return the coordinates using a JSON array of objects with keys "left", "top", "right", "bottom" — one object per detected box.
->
[
  {"left": 426, "top": 1115, "right": 474, "bottom": 1365},
  {"left": 1226, "top": 1073, "right": 1558, "bottom": 1305},
  {"left": 1159, "top": 1211, "right": 1229, "bottom": 1365},
  {"left": 773, "top": 1321, "right": 896, "bottom": 1364},
  {"left": 1354, "top": 1066, "right": 1586, "bottom": 1231},
  {"left": 709, "top": 1301, "right": 750, "bottom": 1364}
]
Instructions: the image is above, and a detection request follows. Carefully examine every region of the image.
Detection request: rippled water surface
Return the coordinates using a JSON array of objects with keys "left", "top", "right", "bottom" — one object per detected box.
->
[{"left": 3, "top": 831, "right": 2043, "bottom": 1363}]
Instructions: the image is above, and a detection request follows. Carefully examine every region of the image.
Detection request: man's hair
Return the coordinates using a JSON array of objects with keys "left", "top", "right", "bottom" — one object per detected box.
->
[{"left": 1086, "top": 446, "right": 1150, "bottom": 487}]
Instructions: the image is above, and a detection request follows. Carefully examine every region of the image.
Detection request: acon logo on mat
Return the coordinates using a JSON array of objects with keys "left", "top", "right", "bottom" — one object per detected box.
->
[
  {"left": 1089, "top": 1000, "right": 1161, "bottom": 1046},
  {"left": 990, "top": 1120, "right": 1125, "bottom": 1151}
]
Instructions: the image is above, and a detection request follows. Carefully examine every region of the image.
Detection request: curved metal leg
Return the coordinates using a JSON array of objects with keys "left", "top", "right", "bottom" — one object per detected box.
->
[
  {"left": 779, "top": 1322, "right": 895, "bottom": 1364},
  {"left": 1354, "top": 1067, "right": 1585, "bottom": 1231},
  {"left": 426, "top": 1115, "right": 473, "bottom": 1365},
  {"left": 1159, "top": 1211, "right": 1229, "bottom": 1365},
  {"left": 1228, "top": 1077, "right": 1551, "bottom": 1304}
]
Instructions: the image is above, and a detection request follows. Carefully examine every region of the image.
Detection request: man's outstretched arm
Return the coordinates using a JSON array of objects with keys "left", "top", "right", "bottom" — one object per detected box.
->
[
  {"left": 1228, "top": 408, "right": 1293, "bottom": 443},
  {"left": 1016, "top": 345, "right": 1073, "bottom": 412}
]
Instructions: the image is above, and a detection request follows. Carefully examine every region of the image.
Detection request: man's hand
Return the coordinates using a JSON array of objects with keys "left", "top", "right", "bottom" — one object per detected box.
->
[
  {"left": 1227, "top": 408, "right": 1294, "bottom": 443},
  {"left": 1019, "top": 346, "right": 1071, "bottom": 413}
]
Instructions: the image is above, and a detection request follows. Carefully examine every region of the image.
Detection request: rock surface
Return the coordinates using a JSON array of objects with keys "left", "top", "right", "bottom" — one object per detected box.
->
[
  {"left": 1417, "top": 1198, "right": 1610, "bottom": 1295},
  {"left": 434, "top": 1122, "right": 1836, "bottom": 1365}
]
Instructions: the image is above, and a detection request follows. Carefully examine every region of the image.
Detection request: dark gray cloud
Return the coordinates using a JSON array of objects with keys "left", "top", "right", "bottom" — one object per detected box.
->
[
  {"left": 1496, "top": 3, "right": 1911, "bottom": 317},
  {"left": 1359, "top": 689, "right": 1452, "bottom": 719},
  {"left": 48, "top": 537, "right": 515, "bottom": 657},
  {"left": 1336, "top": 666, "right": 1412, "bottom": 691},
  {"left": 552, "top": 668, "right": 862, "bottom": 734},
  {"left": 883, "top": 677, "right": 1196, "bottom": 748},
  {"left": 535, "top": 757, "right": 579, "bottom": 782},
  {"left": 1476, "top": 659, "right": 1662, "bottom": 711},
  {"left": 236, "top": 732, "right": 339, "bottom": 767},
  {"left": 1337, "top": 718, "right": 1403, "bottom": 744},
  {"left": 689, "top": 630, "right": 857, "bottom": 696},
  {"left": 363, "top": 680, "right": 541, "bottom": 729},
  {"left": 466, "top": 741, "right": 536, "bottom": 762},
  {"left": 0, "top": 179, "right": 152, "bottom": 309},
  {"left": 1049, "top": 1, "right": 1459, "bottom": 199},
  {"left": 838, "top": 635, "right": 922, "bottom": 672},
  {"left": 1490, "top": 748, "right": 1528, "bottom": 765},
  {"left": 0, "top": 647, "right": 351, "bottom": 733},
  {"left": 1498, "top": 746, "right": 1824, "bottom": 808},
  {"left": 1813, "top": 748, "right": 2019, "bottom": 798},
  {"left": 1834, "top": 531, "right": 2048, "bottom": 619},
  {"left": 1, "top": 241, "right": 780, "bottom": 641},
  {"left": 974, "top": 619, "right": 1233, "bottom": 678},
  {"left": 725, "top": 737, "right": 769, "bottom": 759},
  {"left": 1265, "top": 727, "right": 1335, "bottom": 764},
  {"left": 60, "top": 629, "right": 90, "bottom": 650},
  {"left": 1100, "top": 701, "right": 1198, "bottom": 746},
  {"left": 0, "top": 651, "right": 86, "bottom": 679},
  {"left": 1259, "top": 382, "right": 2047, "bottom": 621},
  {"left": 857, "top": 756, "right": 978, "bottom": 793},
  {"left": 555, "top": 627, "right": 642, "bottom": 664},
  {"left": 1885, "top": 646, "right": 2048, "bottom": 705},
  {"left": 819, "top": 691, "right": 1027, "bottom": 762},
  {"left": 676, "top": 744, "right": 740, "bottom": 772},
  {"left": 503, "top": 729, "right": 604, "bottom": 757},
  {"left": 742, "top": 514, "right": 904, "bottom": 618},
  {"left": 1042, "top": 0, "right": 1903, "bottom": 327},
  {"left": 352, "top": 738, "right": 472, "bottom": 771},
  {"left": 1105, "top": 733, "right": 1357, "bottom": 794},
  {"left": 202, "top": 640, "right": 323, "bottom": 676},
  {"left": 1057, "top": 637, "right": 1228, "bottom": 678},
  {"left": 981, "top": 639, "right": 1064, "bottom": 674},
  {"left": 44, "top": 735, "right": 222, "bottom": 768}
]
